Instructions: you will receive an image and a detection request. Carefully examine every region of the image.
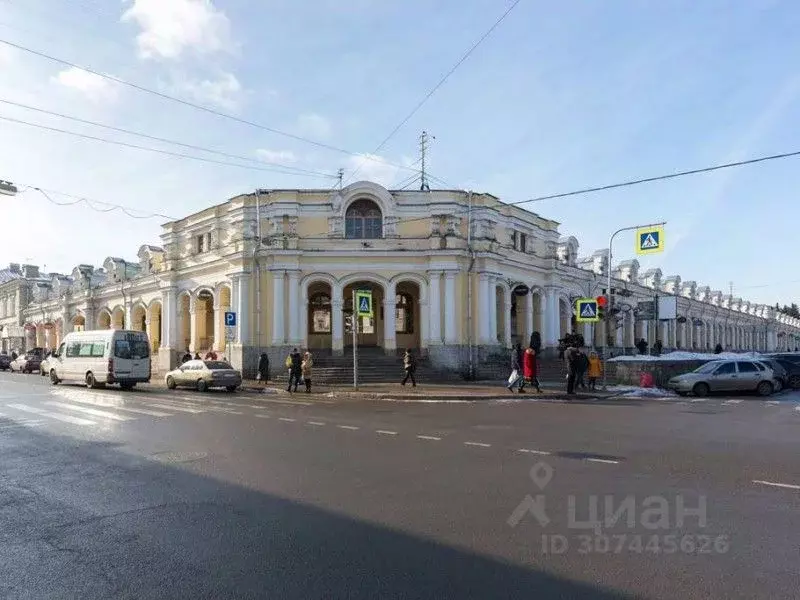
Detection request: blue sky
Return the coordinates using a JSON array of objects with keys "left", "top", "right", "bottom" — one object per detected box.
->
[{"left": 1, "top": 0, "right": 798, "bottom": 305}]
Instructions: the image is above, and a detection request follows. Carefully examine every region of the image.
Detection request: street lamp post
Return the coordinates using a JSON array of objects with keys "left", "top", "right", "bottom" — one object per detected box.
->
[{"left": 602, "top": 221, "right": 667, "bottom": 391}]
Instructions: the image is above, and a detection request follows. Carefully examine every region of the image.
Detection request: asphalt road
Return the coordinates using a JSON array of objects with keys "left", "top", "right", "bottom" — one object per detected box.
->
[{"left": 0, "top": 371, "right": 798, "bottom": 599}]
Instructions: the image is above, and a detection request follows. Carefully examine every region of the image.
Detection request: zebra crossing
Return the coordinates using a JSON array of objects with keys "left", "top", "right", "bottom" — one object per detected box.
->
[{"left": 0, "top": 386, "right": 266, "bottom": 430}]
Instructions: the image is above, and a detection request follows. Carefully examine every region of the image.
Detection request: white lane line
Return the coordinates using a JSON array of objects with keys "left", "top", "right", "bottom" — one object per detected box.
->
[
  {"left": 257, "top": 399, "right": 313, "bottom": 406},
  {"left": 278, "top": 417, "right": 296, "bottom": 422},
  {"left": 61, "top": 397, "right": 172, "bottom": 417},
  {"left": 376, "top": 430, "right": 398, "bottom": 436},
  {"left": 752, "top": 479, "right": 800, "bottom": 491},
  {"left": 6, "top": 403, "right": 96, "bottom": 426},
  {"left": 517, "top": 448, "right": 550, "bottom": 455},
  {"left": 586, "top": 458, "right": 619, "bottom": 464},
  {"left": 767, "top": 400, "right": 781, "bottom": 406},
  {"left": 43, "top": 401, "right": 134, "bottom": 422},
  {"left": 307, "top": 421, "right": 326, "bottom": 426},
  {"left": 224, "top": 410, "right": 244, "bottom": 415},
  {"left": 337, "top": 425, "right": 359, "bottom": 430},
  {"left": 254, "top": 414, "right": 271, "bottom": 419},
  {"left": 147, "top": 403, "right": 206, "bottom": 414},
  {"left": 722, "top": 399, "right": 743, "bottom": 405},
  {"left": 417, "top": 435, "right": 441, "bottom": 441},
  {"left": 464, "top": 441, "right": 491, "bottom": 448},
  {"left": 690, "top": 398, "right": 707, "bottom": 403}
]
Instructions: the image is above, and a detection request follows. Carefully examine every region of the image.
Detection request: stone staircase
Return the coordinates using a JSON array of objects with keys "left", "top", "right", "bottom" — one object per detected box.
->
[
  {"left": 272, "top": 348, "right": 464, "bottom": 386},
  {"left": 471, "top": 351, "right": 566, "bottom": 383}
]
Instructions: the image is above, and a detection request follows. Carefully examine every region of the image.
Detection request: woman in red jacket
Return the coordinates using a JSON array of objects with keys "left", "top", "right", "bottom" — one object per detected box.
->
[{"left": 523, "top": 346, "right": 543, "bottom": 393}]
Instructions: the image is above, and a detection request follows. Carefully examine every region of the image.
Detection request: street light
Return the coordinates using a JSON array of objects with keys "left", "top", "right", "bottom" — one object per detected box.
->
[
  {"left": 0, "top": 180, "right": 18, "bottom": 196},
  {"left": 602, "top": 221, "right": 667, "bottom": 390}
]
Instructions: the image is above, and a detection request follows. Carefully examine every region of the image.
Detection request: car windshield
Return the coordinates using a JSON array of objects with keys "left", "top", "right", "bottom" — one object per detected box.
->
[
  {"left": 693, "top": 361, "right": 722, "bottom": 374},
  {"left": 204, "top": 361, "right": 233, "bottom": 370}
]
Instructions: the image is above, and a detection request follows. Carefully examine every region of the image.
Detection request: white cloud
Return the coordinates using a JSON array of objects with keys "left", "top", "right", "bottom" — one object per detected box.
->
[
  {"left": 256, "top": 149, "right": 297, "bottom": 164},
  {"left": 0, "top": 44, "right": 17, "bottom": 66},
  {"left": 173, "top": 72, "right": 243, "bottom": 110},
  {"left": 347, "top": 153, "right": 401, "bottom": 187},
  {"left": 296, "top": 113, "right": 332, "bottom": 139},
  {"left": 52, "top": 67, "right": 119, "bottom": 103},
  {"left": 121, "top": 0, "right": 232, "bottom": 60}
]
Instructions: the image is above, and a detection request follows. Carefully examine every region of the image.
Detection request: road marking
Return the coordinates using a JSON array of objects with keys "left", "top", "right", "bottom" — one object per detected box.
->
[
  {"left": 147, "top": 403, "right": 206, "bottom": 414},
  {"left": 279, "top": 417, "right": 296, "bottom": 422},
  {"left": 464, "top": 441, "right": 491, "bottom": 448},
  {"left": 767, "top": 400, "right": 781, "bottom": 406},
  {"left": 224, "top": 410, "right": 244, "bottom": 415},
  {"left": 62, "top": 397, "right": 171, "bottom": 417},
  {"left": 752, "top": 479, "right": 800, "bottom": 491},
  {"left": 795, "top": 406, "right": 800, "bottom": 412},
  {"left": 43, "top": 401, "right": 134, "bottom": 422},
  {"left": 586, "top": 458, "right": 619, "bottom": 464},
  {"left": 254, "top": 414, "right": 271, "bottom": 419},
  {"left": 417, "top": 435, "right": 441, "bottom": 441},
  {"left": 6, "top": 403, "right": 96, "bottom": 426},
  {"left": 690, "top": 398, "right": 706, "bottom": 403},
  {"left": 307, "top": 421, "right": 326, "bottom": 426},
  {"left": 257, "top": 398, "right": 313, "bottom": 406},
  {"left": 337, "top": 425, "right": 359, "bottom": 430},
  {"left": 722, "top": 399, "right": 743, "bottom": 405},
  {"left": 376, "top": 430, "right": 398, "bottom": 435},
  {"left": 517, "top": 448, "right": 550, "bottom": 455}
]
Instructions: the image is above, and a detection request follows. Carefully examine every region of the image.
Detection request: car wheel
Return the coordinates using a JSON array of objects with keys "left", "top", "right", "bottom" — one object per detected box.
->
[
  {"left": 50, "top": 370, "right": 60, "bottom": 385},
  {"left": 789, "top": 374, "right": 800, "bottom": 390},
  {"left": 166, "top": 376, "right": 177, "bottom": 390},
  {"left": 197, "top": 379, "right": 208, "bottom": 393},
  {"left": 692, "top": 382, "right": 710, "bottom": 397},
  {"left": 756, "top": 381, "right": 773, "bottom": 397},
  {"left": 226, "top": 385, "right": 238, "bottom": 393},
  {"left": 86, "top": 372, "right": 97, "bottom": 389}
]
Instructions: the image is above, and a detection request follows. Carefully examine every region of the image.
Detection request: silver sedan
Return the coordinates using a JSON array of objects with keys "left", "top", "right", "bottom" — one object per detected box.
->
[
  {"left": 667, "top": 359, "right": 776, "bottom": 397},
  {"left": 165, "top": 360, "right": 242, "bottom": 392}
]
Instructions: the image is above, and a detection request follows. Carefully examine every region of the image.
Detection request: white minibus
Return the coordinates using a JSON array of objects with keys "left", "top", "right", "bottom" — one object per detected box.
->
[{"left": 49, "top": 329, "right": 151, "bottom": 389}]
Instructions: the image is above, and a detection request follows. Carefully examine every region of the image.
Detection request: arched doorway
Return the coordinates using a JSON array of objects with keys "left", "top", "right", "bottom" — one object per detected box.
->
[
  {"left": 395, "top": 280, "right": 421, "bottom": 351},
  {"left": 196, "top": 290, "right": 214, "bottom": 353},
  {"left": 131, "top": 304, "right": 147, "bottom": 332},
  {"left": 72, "top": 313, "right": 86, "bottom": 332},
  {"left": 111, "top": 306, "right": 125, "bottom": 330},
  {"left": 97, "top": 310, "right": 111, "bottom": 330},
  {"left": 307, "top": 281, "right": 333, "bottom": 351},
  {"left": 342, "top": 281, "right": 384, "bottom": 348},
  {"left": 148, "top": 301, "right": 162, "bottom": 352}
]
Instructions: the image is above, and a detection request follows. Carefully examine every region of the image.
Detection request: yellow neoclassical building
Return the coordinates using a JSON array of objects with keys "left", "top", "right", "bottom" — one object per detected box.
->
[{"left": 5, "top": 180, "right": 800, "bottom": 377}]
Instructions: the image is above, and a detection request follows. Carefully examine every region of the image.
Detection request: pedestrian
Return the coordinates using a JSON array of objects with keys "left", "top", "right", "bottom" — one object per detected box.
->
[
  {"left": 564, "top": 343, "right": 579, "bottom": 395},
  {"left": 653, "top": 340, "right": 663, "bottom": 356},
  {"left": 636, "top": 338, "right": 648, "bottom": 355},
  {"left": 587, "top": 351, "right": 602, "bottom": 390},
  {"left": 287, "top": 348, "right": 302, "bottom": 393},
  {"left": 257, "top": 352, "right": 270, "bottom": 385},
  {"left": 11, "top": 350, "right": 17, "bottom": 361},
  {"left": 523, "top": 344, "right": 542, "bottom": 393},
  {"left": 181, "top": 349, "right": 192, "bottom": 364},
  {"left": 204, "top": 349, "right": 218, "bottom": 360},
  {"left": 507, "top": 343, "right": 526, "bottom": 393},
  {"left": 301, "top": 350, "right": 313, "bottom": 393},
  {"left": 193, "top": 351, "right": 201, "bottom": 360},
  {"left": 576, "top": 348, "right": 589, "bottom": 390},
  {"left": 714, "top": 343, "right": 723, "bottom": 354},
  {"left": 401, "top": 348, "right": 417, "bottom": 387}
]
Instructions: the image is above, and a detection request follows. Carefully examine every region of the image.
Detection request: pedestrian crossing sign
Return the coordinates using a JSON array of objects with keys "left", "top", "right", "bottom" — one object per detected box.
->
[
  {"left": 356, "top": 290, "right": 373, "bottom": 317},
  {"left": 575, "top": 298, "right": 600, "bottom": 322},
  {"left": 636, "top": 225, "right": 664, "bottom": 255}
]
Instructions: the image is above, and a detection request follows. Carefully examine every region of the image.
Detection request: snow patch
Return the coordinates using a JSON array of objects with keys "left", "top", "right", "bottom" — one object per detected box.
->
[
  {"left": 609, "top": 351, "right": 764, "bottom": 363},
  {"left": 606, "top": 385, "right": 677, "bottom": 398}
]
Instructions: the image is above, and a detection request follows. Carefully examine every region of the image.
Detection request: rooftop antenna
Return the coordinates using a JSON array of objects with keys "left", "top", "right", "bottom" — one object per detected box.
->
[{"left": 420, "top": 130, "right": 435, "bottom": 191}]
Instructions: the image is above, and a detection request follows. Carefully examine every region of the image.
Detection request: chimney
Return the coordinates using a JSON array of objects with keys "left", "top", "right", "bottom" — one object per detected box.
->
[
  {"left": 22, "top": 264, "right": 39, "bottom": 278},
  {"left": 9, "top": 263, "right": 21, "bottom": 274}
]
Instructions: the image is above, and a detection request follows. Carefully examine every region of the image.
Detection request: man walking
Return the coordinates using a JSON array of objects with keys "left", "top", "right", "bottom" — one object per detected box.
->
[
  {"left": 287, "top": 348, "right": 302, "bottom": 393},
  {"left": 564, "top": 342, "right": 579, "bottom": 395},
  {"left": 401, "top": 348, "right": 417, "bottom": 387},
  {"left": 507, "top": 343, "right": 526, "bottom": 393},
  {"left": 575, "top": 347, "right": 589, "bottom": 390}
]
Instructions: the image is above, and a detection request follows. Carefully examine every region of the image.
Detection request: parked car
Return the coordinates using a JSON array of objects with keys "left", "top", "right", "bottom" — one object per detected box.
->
[
  {"left": 667, "top": 359, "right": 776, "bottom": 397},
  {"left": 764, "top": 353, "right": 800, "bottom": 368},
  {"left": 0, "top": 354, "right": 10, "bottom": 371},
  {"left": 165, "top": 360, "right": 242, "bottom": 392},
  {"left": 39, "top": 351, "right": 56, "bottom": 376},
  {"left": 10, "top": 354, "right": 42, "bottom": 374},
  {"left": 769, "top": 358, "right": 800, "bottom": 389}
]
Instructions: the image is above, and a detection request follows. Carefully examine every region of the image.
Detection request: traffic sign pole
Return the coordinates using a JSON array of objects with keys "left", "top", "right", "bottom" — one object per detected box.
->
[
  {"left": 603, "top": 221, "right": 667, "bottom": 391},
  {"left": 352, "top": 289, "right": 358, "bottom": 390}
]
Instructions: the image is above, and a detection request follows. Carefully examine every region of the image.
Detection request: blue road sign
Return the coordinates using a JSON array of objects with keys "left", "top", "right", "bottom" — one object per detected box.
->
[
  {"left": 575, "top": 298, "right": 600, "bottom": 323},
  {"left": 224, "top": 311, "right": 237, "bottom": 327}
]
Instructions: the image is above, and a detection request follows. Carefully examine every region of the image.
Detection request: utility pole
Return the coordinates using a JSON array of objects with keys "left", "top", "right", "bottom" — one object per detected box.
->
[
  {"left": 352, "top": 289, "right": 359, "bottom": 389},
  {"left": 419, "top": 131, "right": 434, "bottom": 191},
  {"left": 337, "top": 168, "right": 344, "bottom": 190}
]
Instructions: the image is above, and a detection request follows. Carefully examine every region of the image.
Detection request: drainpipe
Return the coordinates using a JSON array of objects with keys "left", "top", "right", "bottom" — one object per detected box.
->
[{"left": 466, "top": 190, "right": 474, "bottom": 380}]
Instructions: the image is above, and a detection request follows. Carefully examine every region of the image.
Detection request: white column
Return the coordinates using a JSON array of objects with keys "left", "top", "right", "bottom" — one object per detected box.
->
[
  {"left": 641, "top": 321, "right": 649, "bottom": 349},
  {"left": 478, "top": 273, "right": 491, "bottom": 344},
  {"left": 162, "top": 286, "right": 177, "bottom": 348},
  {"left": 488, "top": 277, "right": 498, "bottom": 344},
  {"left": 124, "top": 301, "right": 132, "bottom": 331},
  {"left": 444, "top": 271, "right": 458, "bottom": 344},
  {"left": 384, "top": 297, "right": 397, "bottom": 353},
  {"left": 544, "top": 287, "right": 559, "bottom": 349},
  {"left": 287, "top": 270, "right": 301, "bottom": 344},
  {"left": 427, "top": 271, "right": 442, "bottom": 344},
  {"left": 271, "top": 270, "right": 285, "bottom": 345},
  {"left": 419, "top": 296, "right": 429, "bottom": 350},
  {"left": 189, "top": 304, "right": 197, "bottom": 353},
  {"left": 524, "top": 290, "right": 534, "bottom": 344},
  {"left": 44, "top": 327, "right": 51, "bottom": 351},
  {"left": 212, "top": 302, "right": 222, "bottom": 352},
  {"left": 332, "top": 283, "right": 344, "bottom": 355},
  {"left": 502, "top": 289, "right": 512, "bottom": 349},
  {"left": 615, "top": 316, "right": 624, "bottom": 347},
  {"left": 235, "top": 274, "right": 250, "bottom": 346}
]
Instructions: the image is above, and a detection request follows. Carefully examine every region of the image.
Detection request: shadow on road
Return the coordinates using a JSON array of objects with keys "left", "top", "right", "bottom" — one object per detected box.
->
[{"left": 0, "top": 426, "right": 635, "bottom": 599}]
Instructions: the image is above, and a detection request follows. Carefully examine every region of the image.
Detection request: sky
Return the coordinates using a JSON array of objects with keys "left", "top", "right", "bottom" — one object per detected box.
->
[{"left": 1, "top": 0, "right": 799, "bottom": 306}]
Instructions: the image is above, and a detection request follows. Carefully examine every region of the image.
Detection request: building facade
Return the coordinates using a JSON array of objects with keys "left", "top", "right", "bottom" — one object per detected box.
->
[{"left": 4, "top": 180, "right": 799, "bottom": 376}]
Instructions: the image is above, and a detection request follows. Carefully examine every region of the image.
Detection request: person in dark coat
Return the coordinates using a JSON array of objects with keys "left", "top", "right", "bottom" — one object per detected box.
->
[
  {"left": 287, "top": 348, "right": 302, "bottom": 393},
  {"left": 564, "top": 343, "right": 579, "bottom": 395},
  {"left": 181, "top": 350, "right": 192, "bottom": 364},
  {"left": 653, "top": 340, "right": 663, "bottom": 356},
  {"left": 401, "top": 349, "right": 417, "bottom": 387},
  {"left": 507, "top": 343, "right": 525, "bottom": 393},
  {"left": 714, "top": 343, "right": 723, "bottom": 354},
  {"left": 258, "top": 353, "right": 270, "bottom": 384},
  {"left": 636, "top": 338, "right": 648, "bottom": 355},
  {"left": 575, "top": 348, "right": 589, "bottom": 390}
]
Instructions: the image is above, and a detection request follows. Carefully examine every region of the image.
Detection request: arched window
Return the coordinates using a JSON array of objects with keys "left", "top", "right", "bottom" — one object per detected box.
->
[
  {"left": 310, "top": 293, "right": 331, "bottom": 333},
  {"left": 395, "top": 293, "right": 414, "bottom": 334},
  {"left": 345, "top": 199, "right": 383, "bottom": 239}
]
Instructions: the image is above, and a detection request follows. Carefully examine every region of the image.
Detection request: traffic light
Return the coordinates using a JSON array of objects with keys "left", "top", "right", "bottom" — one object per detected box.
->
[{"left": 596, "top": 295, "right": 608, "bottom": 322}]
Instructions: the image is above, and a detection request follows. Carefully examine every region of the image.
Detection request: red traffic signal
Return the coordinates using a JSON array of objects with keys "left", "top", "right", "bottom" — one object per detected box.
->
[{"left": 596, "top": 295, "right": 608, "bottom": 308}]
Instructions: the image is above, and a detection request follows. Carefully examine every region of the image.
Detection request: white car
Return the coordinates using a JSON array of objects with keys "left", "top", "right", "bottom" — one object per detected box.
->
[{"left": 165, "top": 360, "right": 242, "bottom": 392}]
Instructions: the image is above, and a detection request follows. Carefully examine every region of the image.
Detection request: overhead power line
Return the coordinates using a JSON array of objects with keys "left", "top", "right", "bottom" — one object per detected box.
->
[
  {"left": 345, "top": 0, "right": 522, "bottom": 185},
  {"left": 20, "top": 185, "right": 178, "bottom": 220},
  {"left": 0, "top": 113, "right": 335, "bottom": 178},
  {"left": 0, "top": 37, "right": 426, "bottom": 177},
  {"left": 0, "top": 97, "right": 335, "bottom": 178}
]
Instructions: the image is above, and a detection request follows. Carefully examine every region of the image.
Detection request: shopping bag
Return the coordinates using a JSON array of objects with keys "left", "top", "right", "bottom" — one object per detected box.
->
[{"left": 508, "top": 369, "right": 519, "bottom": 384}]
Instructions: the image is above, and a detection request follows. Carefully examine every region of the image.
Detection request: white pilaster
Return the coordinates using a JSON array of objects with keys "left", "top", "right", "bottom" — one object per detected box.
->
[
  {"left": 443, "top": 271, "right": 458, "bottom": 344},
  {"left": 383, "top": 297, "right": 397, "bottom": 353},
  {"left": 502, "top": 289, "right": 512, "bottom": 349},
  {"left": 189, "top": 307, "right": 197, "bottom": 353},
  {"left": 271, "top": 270, "right": 285, "bottom": 345},
  {"left": 524, "top": 290, "right": 534, "bottom": 344},
  {"left": 488, "top": 276, "right": 498, "bottom": 344},
  {"left": 332, "top": 283, "right": 344, "bottom": 354},
  {"left": 235, "top": 273, "right": 251, "bottom": 346},
  {"left": 287, "top": 270, "right": 301, "bottom": 344},
  {"left": 212, "top": 303, "right": 222, "bottom": 352},
  {"left": 162, "top": 286, "right": 177, "bottom": 348},
  {"left": 544, "top": 287, "right": 559, "bottom": 348},
  {"left": 478, "top": 273, "right": 491, "bottom": 344},
  {"left": 427, "top": 270, "right": 442, "bottom": 344}
]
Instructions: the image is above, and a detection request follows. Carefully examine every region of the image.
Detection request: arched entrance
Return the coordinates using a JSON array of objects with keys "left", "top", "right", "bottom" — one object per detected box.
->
[
  {"left": 148, "top": 301, "right": 162, "bottom": 352},
  {"left": 343, "top": 281, "right": 384, "bottom": 348},
  {"left": 97, "top": 309, "right": 111, "bottom": 330},
  {"left": 395, "top": 280, "right": 421, "bottom": 351},
  {"left": 72, "top": 313, "right": 86, "bottom": 332},
  {"left": 131, "top": 304, "right": 147, "bottom": 332},
  {"left": 111, "top": 306, "right": 125, "bottom": 330},
  {"left": 307, "top": 281, "right": 333, "bottom": 351}
]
